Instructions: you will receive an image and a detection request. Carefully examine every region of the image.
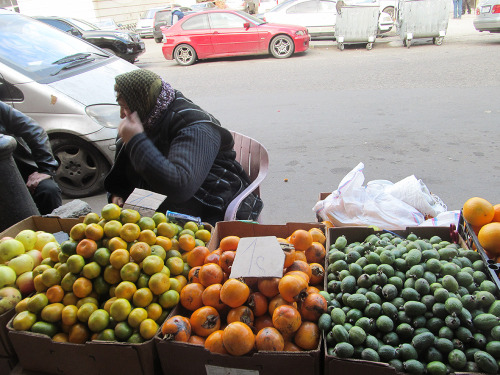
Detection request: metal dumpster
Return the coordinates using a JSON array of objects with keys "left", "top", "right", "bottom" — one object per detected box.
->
[
  {"left": 335, "top": 3, "right": 380, "bottom": 50},
  {"left": 396, "top": 0, "right": 451, "bottom": 48}
]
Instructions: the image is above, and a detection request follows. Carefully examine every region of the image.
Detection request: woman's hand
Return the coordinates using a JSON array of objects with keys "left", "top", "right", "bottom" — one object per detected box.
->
[
  {"left": 118, "top": 111, "right": 144, "bottom": 144},
  {"left": 111, "top": 194, "right": 124, "bottom": 207}
]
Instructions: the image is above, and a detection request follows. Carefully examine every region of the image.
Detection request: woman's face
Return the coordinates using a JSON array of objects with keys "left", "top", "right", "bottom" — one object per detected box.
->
[{"left": 117, "top": 96, "right": 132, "bottom": 119}]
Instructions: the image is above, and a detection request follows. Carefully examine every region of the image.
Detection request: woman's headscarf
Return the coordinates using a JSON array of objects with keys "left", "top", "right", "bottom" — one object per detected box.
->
[{"left": 115, "top": 69, "right": 175, "bottom": 130}]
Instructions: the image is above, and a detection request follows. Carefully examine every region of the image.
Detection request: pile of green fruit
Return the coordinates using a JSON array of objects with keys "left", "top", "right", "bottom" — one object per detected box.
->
[{"left": 319, "top": 232, "right": 500, "bottom": 375}]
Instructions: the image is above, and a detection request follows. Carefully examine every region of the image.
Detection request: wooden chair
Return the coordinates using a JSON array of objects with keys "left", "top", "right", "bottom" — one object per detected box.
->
[{"left": 224, "top": 131, "right": 269, "bottom": 222}]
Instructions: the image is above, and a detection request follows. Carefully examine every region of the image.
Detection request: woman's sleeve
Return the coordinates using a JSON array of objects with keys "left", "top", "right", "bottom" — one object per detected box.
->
[{"left": 125, "top": 123, "right": 221, "bottom": 202}]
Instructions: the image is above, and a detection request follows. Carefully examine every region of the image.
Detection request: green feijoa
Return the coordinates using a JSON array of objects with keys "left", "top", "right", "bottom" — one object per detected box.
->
[
  {"left": 332, "top": 324, "right": 349, "bottom": 343},
  {"left": 448, "top": 349, "right": 467, "bottom": 370},
  {"left": 394, "top": 270, "right": 406, "bottom": 281},
  {"left": 387, "top": 276, "right": 403, "bottom": 292},
  {"left": 458, "top": 256, "right": 473, "bottom": 268},
  {"left": 401, "top": 288, "right": 420, "bottom": 302},
  {"left": 345, "top": 250, "right": 361, "bottom": 265},
  {"left": 377, "top": 344, "right": 396, "bottom": 362},
  {"left": 441, "top": 262, "right": 460, "bottom": 276},
  {"left": 438, "top": 240, "right": 451, "bottom": 247},
  {"left": 473, "top": 333, "right": 487, "bottom": 349},
  {"left": 366, "top": 251, "right": 381, "bottom": 265},
  {"left": 473, "top": 313, "right": 500, "bottom": 330},
  {"left": 491, "top": 325, "right": 500, "bottom": 340},
  {"left": 426, "top": 361, "right": 447, "bottom": 375},
  {"left": 457, "top": 286, "right": 469, "bottom": 297},
  {"left": 476, "top": 291, "right": 496, "bottom": 309},
  {"left": 361, "top": 348, "right": 380, "bottom": 362},
  {"left": 319, "top": 290, "right": 331, "bottom": 303},
  {"left": 435, "top": 337, "right": 454, "bottom": 353},
  {"left": 422, "top": 248, "right": 440, "bottom": 261},
  {"left": 348, "top": 326, "right": 366, "bottom": 346},
  {"left": 456, "top": 326, "right": 474, "bottom": 344},
  {"left": 442, "top": 275, "right": 459, "bottom": 293},
  {"left": 336, "top": 293, "right": 345, "bottom": 303},
  {"left": 407, "top": 233, "right": 418, "bottom": 242},
  {"left": 404, "top": 277, "right": 416, "bottom": 289},
  {"left": 413, "top": 316, "right": 427, "bottom": 329},
  {"left": 394, "top": 258, "right": 408, "bottom": 272},
  {"left": 381, "top": 302, "right": 398, "bottom": 319},
  {"left": 330, "top": 308, "right": 346, "bottom": 325},
  {"left": 363, "top": 263, "right": 378, "bottom": 275},
  {"left": 356, "top": 287, "right": 368, "bottom": 295},
  {"left": 347, "top": 263, "right": 362, "bottom": 279},
  {"left": 338, "top": 269, "right": 351, "bottom": 281},
  {"left": 355, "top": 317, "right": 374, "bottom": 334},
  {"left": 445, "top": 315, "right": 461, "bottom": 329},
  {"left": 327, "top": 273, "right": 336, "bottom": 282},
  {"left": 346, "top": 308, "right": 363, "bottom": 324},
  {"left": 405, "top": 249, "right": 422, "bottom": 267},
  {"left": 456, "top": 271, "right": 474, "bottom": 287},
  {"left": 330, "top": 259, "right": 348, "bottom": 274},
  {"left": 461, "top": 266, "right": 474, "bottom": 276},
  {"left": 342, "top": 293, "right": 351, "bottom": 306},
  {"left": 406, "top": 264, "right": 425, "bottom": 280},
  {"left": 334, "top": 235, "right": 348, "bottom": 250},
  {"left": 389, "top": 359, "right": 404, "bottom": 372},
  {"left": 426, "top": 258, "right": 442, "bottom": 274},
  {"left": 458, "top": 308, "right": 474, "bottom": 328},
  {"left": 370, "top": 284, "right": 382, "bottom": 296},
  {"left": 464, "top": 361, "right": 480, "bottom": 373},
  {"left": 415, "top": 327, "right": 430, "bottom": 336},
  {"left": 379, "top": 250, "right": 395, "bottom": 265},
  {"left": 327, "top": 280, "right": 342, "bottom": 293},
  {"left": 417, "top": 239, "right": 433, "bottom": 250},
  {"left": 432, "top": 302, "right": 447, "bottom": 319},
  {"left": 438, "top": 247, "right": 458, "bottom": 261},
  {"left": 426, "top": 348, "right": 444, "bottom": 364},
  {"left": 421, "top": 295, "right": 436, "bottom": 311},
  {"left": 371, "top": 271, "right": 388, "bottom": 286},
  {"left": 353, "top": 345, "right": 364, "bottom": 358},
  {"left": 340, "top": 276, "right": 356, "bottom": 294},
  {"left": 480, "top": 280, "right": 498, "bottom": 294},
  {"left": 325, "top": 330, "right": 336, "bottom": 346},
  {"left": 466, "top": 347, "right": 481, "bottom": 361},
  {"left": 343, "top": 322, "right": 353, "bottom": 332},
  {"left": 365, "top": 291, "right": 382, "bottom": 305},
  {"left": 445, "top": 297, "right": 463, "bottom": 314},
  {"left": 463, "top": 249, "right": 481, "bottom": 262},
  {"left": 346, "top": 294, "right": 368, "bottom": 310},
  {"left": 434, "top": 287, "right": 450, "bottom": 303},
  {"left": 488, "top": 301, "right": 500, "bottom": 318},
  {"left": 467, "top": 282, "right": 479, "bottom": 294},
  {"left": 356, "top": 274, "right": 372, "bottom": 289},
  {"left": 429, "top": 235, "right": 442, "bottom": 245},
  {"left": 438, "top": 326, "right": 454, "bottom": 340},
  {"left": 350, "top": 244, "right": 366, "bottom": 254},
  {"left": 485, "top": 341, "right": 500, "bottom": 359},
  {"left": 396, "top": 322, "right": 414, "bottom": 340},
  {"left": 333, "top": 342, "right": 354, "bottom": 358},
  {"left": 425, "top": 317, "right": 444, "bottom": 334},
  {"left": 382, "top": 332, "right": 400, "bottom": 347},
  {"left": 377, "top": 264, "right": 395, "bottom": 278},
  {"left": 381, "top": 284, "right": 398, "bottom": 301},
  {"left": 472, "top": 260, "right": 485, "bottom": 272},
  {"left": 355, "top": 256, "right": 368, "bottom": 268},
  {"left": 473, "top": 270, "right": 487, "bottom": 285},
  {"left": 328, "top": 250, "right": 346, "bottom": 263},
  {"left": 395, "top": 312, "right": 411, "bottom": 326},
  {"left": 330, "top": 298, "right": 341, "bottom": 309},
  {"left": 364, "top": 303, "right": 382, "bottom": 319},
  {"left": 318, "top": 313, "right": 333, "bottom": 332},
  {"left": 404, "top": 301, "right": 427, "bottom": 317},
  {"left": 365, "top": 334, "right": 379, "bottom": 351},
  {"left": 423, "top": 271, "right": 437, "bottom": 285},
  {"left": 375, "top": 315, "right": 394, "bottom": 333},
  {"left": 398, "top": 343, "right": 419, "bottom": 360},
  {"left": 391, "top": 297, "right": 405, "bottom": 310},
  {"left": 430, "top": 282, "right": 443, "bottom": 294}
]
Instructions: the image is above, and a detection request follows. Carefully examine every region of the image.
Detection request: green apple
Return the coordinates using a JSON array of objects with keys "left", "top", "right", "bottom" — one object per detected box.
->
[
  {"left": 8, "top": 254, "right": 34, "bottom": 276},
  {"left": 0, "top": 239, "right": 25, "bottom": 263},
  {"left": 34, "top": 232, "right": 57, "bottom": 252},
  {"left": 15, "top": 229, "right": 37, "bottom": 251},
  {"left": 0, "top": 265, "right": 17, "bottom": 288}
]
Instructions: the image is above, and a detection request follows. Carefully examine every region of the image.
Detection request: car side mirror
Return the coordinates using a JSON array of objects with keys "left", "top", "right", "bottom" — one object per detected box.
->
[
  {"left": 69, "top": 27, "right": 82, "bottom": 37},
  {"left": 244, "top": 22, "right": 250, "bottom": 30}
]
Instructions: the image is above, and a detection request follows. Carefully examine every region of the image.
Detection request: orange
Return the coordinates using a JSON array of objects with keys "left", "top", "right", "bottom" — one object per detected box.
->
[
  {"left": 120, "top": 262, "right": 141, "bottom": 282},
  {"left": 157, "top": 222, "right": 178, "bottom": 238},
  {"left": 103, "top": 220, "right": 123, "bottom": 238},
  {"left": 128, "top": 307, "right": 148, "bottom": 328},
  {"left": 109, "top": 298, "right": 132, "bottom": 322},
  {"left": 493, "top": 204, "right": 500, "bottom": 222},
  {"left": 133, "top": 288, "right": 154, "bottom": 308},
  {"left": 101, "top": 203, "right": 121, "bottom": 221},
  {"left": 138, "top": 229, "right": 157, "bottom": 245},
  {"left": 103, "top": 265, "right": 121, "bottom": 285},
  {"left": 139, "top": 318, "right": 158, "bottom": 340},
  {"left": 114, "top": 281, "right": 137, "bottom": 300},
  {"left": 108, "top": 236, "right": 128, "bottom": 251},
  {"left": 73, "top": 277, "right": 93, "bottom": 299},
  {"left": 148, "top": 272, "right": 170, "bottom": 295},
  {"left": 462, "top": 197, "right": 495, "bottom": 227},
  {"left": 120, "top": 208, "right": 141, "bottom": 224},
  {"left": 178, "top": 234, "right": 196, "bottom": 252},
  {"left": 120, "top": 223, "right": 141, "bottom": 243},
  {"left": 109, "top": 249, "right": 130, "bottom": 270},
  {"left": 146, "top": 302, "right": 163, "bottom": 321},
  {"left": 142, "top": 255, "right": 165, "bottom": 275},
  {"left": 69, "top": 223, "right": 87, "bottom": 241},
  {"left": 138, "top": 216, "right": 156, "bottom": 230},
  {"left": 46, "top": 285, "right": 65, "bottom": 303},
  {"left": 478, "top": 222, "right": 500, "bottom": 256},
  {"left": 220, "top": 236, "right": 240, "bottom": 252},
  {"left": 68, "top": 322, "right": 90, "bottom": 344},
  {"left": 155, "top": 236, "right": 173, "bottom": 251},
  {"left": 83, "top": 212, "right": 100, "bottom": 225},
  {"left": 289, "top": 230, "right": 313, "bottom": 252},
  {"left": 130, "top": 242, "right": 151, "bottom": 263},
  {"left": 76, "top": 239, "right": 98, "bottom": 259},
  {"left": 85, "top": 223, "right": 104, "bottom": 241}
]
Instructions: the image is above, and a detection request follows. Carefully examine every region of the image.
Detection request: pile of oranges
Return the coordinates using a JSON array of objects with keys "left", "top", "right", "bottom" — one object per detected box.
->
[
  {"left": 462, "top": 197, "right": 500, "bottom": 258},
  {"left": 160, "top": 227, "right": 328, "bottom": 356},
  {"left": 11, "top": 203, "right": 209, "bottom": 344}
]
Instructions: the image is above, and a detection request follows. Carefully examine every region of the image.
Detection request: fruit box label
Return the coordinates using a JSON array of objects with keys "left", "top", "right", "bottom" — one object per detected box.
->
[
  {"left": 230, "top": 236, "right": 285, "bottom": 278},
  {"left": 123, "top": 188, "right": 166, "bottom": 218},
  {"left": 206, "top": 364, "right": 259, "bottom": 375}
]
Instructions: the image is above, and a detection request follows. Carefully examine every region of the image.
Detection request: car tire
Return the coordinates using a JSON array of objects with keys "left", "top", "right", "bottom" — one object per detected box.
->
[
  {"left": 174, "top": 44, "right": 197, "bottom": 66},
  {"left": 50, "top": 136, "right": 110, "bottom": 198},
  {"left": 270, "top": 35, "right": 294, "bottom": 59},
  {"left": 154, "top": 37, "right": 163, "bottom": 43},
  {"left": 382, "top": 6, "right": 395, "bottom": 20}
]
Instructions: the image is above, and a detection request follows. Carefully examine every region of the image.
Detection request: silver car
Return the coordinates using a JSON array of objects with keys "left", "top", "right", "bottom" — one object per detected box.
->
[
  {"left": 474, "top": 0, "right": 500, "bottom": 32},
  {"left": 0, "top": 9, "right": 137, "bottom": 198}
]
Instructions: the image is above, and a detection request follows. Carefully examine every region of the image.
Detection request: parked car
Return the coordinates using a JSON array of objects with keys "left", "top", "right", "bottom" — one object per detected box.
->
[
  {"left": 0, "top": 9, "right": 137, "bottom": 197},
  {"left": 153, "top": 7, "right": 194, "bottom": 43},
  {"left": 474, "top": 0, "right": 500, "bottom": 33},
  {"left": 343, "top": 0, "right": 394, "bottom": 33},
  {"left": 161, "top": 9, "right": 310, "bottom": 65},
  {"left": 259, "top": 0, "right": 280, "bottom": 12},
  {"left": 224, "top": 0, "right": 247, "bottom": 10},
  {"left": 34, "top": 16, "right": 145, "bottom": 64},
  {"left": 135, "top": 4, "right": 182, "bottom": 38},
  {"left": 94, "top": 18, "right": 121, "bottom": 30}
]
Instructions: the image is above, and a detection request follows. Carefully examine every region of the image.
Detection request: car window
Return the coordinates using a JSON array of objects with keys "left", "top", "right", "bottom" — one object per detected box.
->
[
  {"left": 69, "top": 18, "right": 99, "bottom": 31},
  {"left": 182, "top": 14, "right": 210, "bottom": 30},
  {"left": 318, "top": 0, "right": 337, "bottom": 11},
  {"left": 40, "top": 19, "right": 74, "bottom": 33},
  {"left": 209, "top": 12, "right": 246, "bottom": 28},
  {"left": 0, "top": 77, "right": 24, "bottom": 102},
  {"left": 287, "top": 0, "right": 319, "bottom": 13},
  {"left": 156, "top": 11, "right": 172, "bottom": 24},
  {"left": 271, "top": 0, "right": 301, "bottom": 11}
]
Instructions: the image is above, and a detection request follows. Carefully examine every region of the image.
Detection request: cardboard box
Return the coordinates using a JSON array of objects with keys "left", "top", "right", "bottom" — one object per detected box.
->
[
  {"left": 156, "top": 221, "right": 325, "bottom": 375},
  {"left": 0, "top": 354, "right": 17, "bottom": 374}
]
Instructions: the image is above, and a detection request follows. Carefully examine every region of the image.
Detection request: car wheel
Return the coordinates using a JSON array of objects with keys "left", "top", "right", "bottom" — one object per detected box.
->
[
  {"left": 174, "top": 44, "right": 197, "bottom": 66},
  {"left": 383, "top": 6, "right": 395, "bottom": 20},
  {"left": 270, "top": 35, "right": 294, "bottom": 59},
  {"left": 50, "top": 136, "right": 110, "bottom": 198},
  {"left": 154, "top": 37, "right": 163, "bottom": 43}
]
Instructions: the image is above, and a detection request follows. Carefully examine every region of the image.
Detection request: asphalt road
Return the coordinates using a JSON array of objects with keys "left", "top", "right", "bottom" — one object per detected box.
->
[{"left": 76, "top": 14, "right": 500, "bottom": 225}]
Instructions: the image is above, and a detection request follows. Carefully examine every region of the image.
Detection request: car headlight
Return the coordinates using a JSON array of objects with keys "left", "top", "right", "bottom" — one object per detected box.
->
[
  {"left": 86, "top": 104, "right": 121, "bottom": 129},
  {"left": 295, "top": 30, "right": 306, "bottom": 36},
  {"left": 115, "top": 32, "right": 133, "bottom": 42}
]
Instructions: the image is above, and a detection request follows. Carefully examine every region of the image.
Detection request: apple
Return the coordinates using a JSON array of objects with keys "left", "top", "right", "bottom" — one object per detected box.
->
[
  {"left": 0, "top": 265, "right": 17, "bottom": 288},
  {"left": 0, "top": 286, "right": 22, "bottom": 314},
  {"left": 8, "top": 254, "right": 34, "bottom": 276},
  {"left": 26, "top": 249, "right": 43, "bottom": 268},
  {"left": 34, "top": 232, "right": 57, "bottom": 252},
  {"left": 16, "top": 272, "right": 35, "bottom": 295},
  {"left": 0, "top": 239, "right": 25, "bottom": 263},
  {"left": 15, "top": 229, "right": 37, "bottom": 251},
  {"left": 41, "top": 242, "right": 59, "bottom": 260}
]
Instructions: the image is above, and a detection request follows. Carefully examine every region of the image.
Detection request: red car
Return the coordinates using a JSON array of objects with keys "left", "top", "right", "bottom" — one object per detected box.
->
[{"left": 161, "top": 9, "right": 310, "bottom": 65}]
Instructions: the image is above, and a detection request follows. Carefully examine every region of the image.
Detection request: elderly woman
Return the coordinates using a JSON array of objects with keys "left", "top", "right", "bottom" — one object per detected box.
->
[{"left": 104, "top": 69, "right": 262, "bottom": 224}]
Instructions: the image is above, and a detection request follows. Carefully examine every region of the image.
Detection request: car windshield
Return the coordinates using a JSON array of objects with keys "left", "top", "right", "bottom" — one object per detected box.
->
[
  {"left": 0, "top": 13, "right": 107, "bottom": 80},
  {"left": 68, "top": 18, "right": 100, "bottom": 31},
  {"left": 269, "top": 0, "right": 297, "bottom": 11},
  {"left": 235, "top": 11, "right": 266, "bottom": 24}
]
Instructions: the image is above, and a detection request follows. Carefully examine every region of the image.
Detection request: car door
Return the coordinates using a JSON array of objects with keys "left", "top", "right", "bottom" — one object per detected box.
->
[
  {"left": 208, "top": 12, "right": 261, "bottom": 55},
  {"left": 178, "top": 14, "right": 214, "bottom": 57}
]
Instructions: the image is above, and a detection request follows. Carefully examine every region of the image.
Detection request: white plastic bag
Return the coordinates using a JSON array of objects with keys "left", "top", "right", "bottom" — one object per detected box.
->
[
  {"left": 313, "top": 163, "right": 425, "bottom": 230},
  {"left": 419, "top": 210, "right": 460, "bottom": 227}
]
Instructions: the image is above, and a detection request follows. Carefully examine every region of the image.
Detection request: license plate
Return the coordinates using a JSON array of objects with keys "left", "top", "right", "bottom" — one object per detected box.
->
[{"left": 481, "top": 5, "right": 491, "bottom": 13}]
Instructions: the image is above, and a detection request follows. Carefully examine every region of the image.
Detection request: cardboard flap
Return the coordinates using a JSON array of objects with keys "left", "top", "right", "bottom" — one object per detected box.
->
[
  {"left": 123, "top": 188, "right": 166, "bottom": 218},
  {"left": 230, "top": 236, "right": 285, "bottom": 278}
]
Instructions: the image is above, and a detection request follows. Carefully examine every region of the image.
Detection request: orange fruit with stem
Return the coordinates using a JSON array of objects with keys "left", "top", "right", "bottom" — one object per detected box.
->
[{"left": 462, "top": 197, "right": 495, "bottom": 227}]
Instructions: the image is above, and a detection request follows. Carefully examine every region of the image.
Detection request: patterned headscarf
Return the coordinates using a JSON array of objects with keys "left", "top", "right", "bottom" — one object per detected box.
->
[{"left": 115, "top": 69, "right": 175, "bottom": 130}]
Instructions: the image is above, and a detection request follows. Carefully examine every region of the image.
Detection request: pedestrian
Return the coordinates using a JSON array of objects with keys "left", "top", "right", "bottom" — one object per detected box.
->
[
  {"left": 171, "top": 8, "right": 184, "bottom": 25},
  {"left": 0, "top": 101, "right": 62, "bottom": 215},
  {"left": 244, "top": 0, "right": 259, "bottom": 14},
  {"left": 462, "top": 0, "right": 472, "bottom": 14},
  {"left": 453, "top": 0, "right": 463, "bottom": 18},
  {"left": 104, "top": 69, "right": 263, "bottom": 225}
]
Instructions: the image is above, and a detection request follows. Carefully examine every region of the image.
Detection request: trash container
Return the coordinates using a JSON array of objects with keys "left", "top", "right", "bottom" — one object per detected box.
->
[
  {"left": 396, "top": 0, "right": 451, "bottom": 48},
  {"left": 335, "top": 3, "right": 380, "bottom": 50}
]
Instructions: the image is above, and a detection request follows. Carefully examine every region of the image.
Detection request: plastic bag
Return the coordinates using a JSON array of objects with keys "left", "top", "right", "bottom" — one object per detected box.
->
[
  {"left": 313, "top": 163, "right": 425, "bottom": 230},
  {"left": 419, "top": 210, "right": 460, "bottom": 227}
]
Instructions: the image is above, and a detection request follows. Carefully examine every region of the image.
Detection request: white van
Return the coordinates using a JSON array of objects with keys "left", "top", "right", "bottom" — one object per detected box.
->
[{"left": 0, "top": 9, "right": 137, "bottom": 198}]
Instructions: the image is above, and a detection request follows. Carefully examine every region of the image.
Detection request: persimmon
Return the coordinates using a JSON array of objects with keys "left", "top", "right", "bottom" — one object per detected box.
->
[
  {"left": 272, "top": 305, "right": 302, "bottom": 335},
  {"left": 289, "top": 230, "right": 313, "bottom": 252},
  {"left": 294, "top": 321, "right": 320, "bottom": 350},
  {"left": 255, "top": 327, "right": 284, "bottom": 352},
  {"left": 304, "top": 242, "right": 326, "bottom": 264},
  {"left": 247, "top": 292, "right": 268, "bottom": 317},
  {"left": 309, "top": 263, "right": 325, "bottom": 285},
  {"left": 293, "top": 251, "right": 307, "bottom": 262},
  {"left": 254, "top": 314, "right": 274, "bottom": 331},
  {"left": 285, "top": 270, "right": 310, "bottom": 284},
  {"left": 306, "top": 286, "right": 321, "bottom": 295},
  {"left": 268, "top": 294, "right": 295, "bottom": 316},
  {"left": 282, "top": 244, "right": 296, "bottom": 268},
  {"left": 204, "top": 249, "right": 221, "bottom": 265},
  {"left": 220, "top": 278, "right": 250, "bottom": 308},
  {"left": 227, "top": 306, "right": 254, "bottom": 326},
  {"left": 222, "top": 322, "right": 255, "bottom": 356},
  {"left": 219, "top": 250, "right": 236, "bottom": 274},
  {"left": 188, "top": 335, "right": 206, "bottom": 346},
  {"left": 257, "top": 277, "right": 280, "bottom": 298},
  {"left": 190, "top": 306, "right": 221, "bottom": 337},
  {"left": 188, "top": 266, "right": 201, "bottom": 284},
  {"left": 299, "top": 293, "right": 327, "bottom": 322},
  {"left": 204, "top": 330, "right": 227, "bottom": 354},
  {"left": 283, "top": 341, "right": 302, "bottom": 351},
  {"left": 278, "top": 274, "right": 308, "bottom": 303},
  {"left": 186, "top": 246, "right": 210, "bottom": 267},
  {"left": 180, "top": 282, "right": 205, "bottom": 311},
  {"left": 286, "top": 260, "right": 312, "bottom": 280},
  {"left": 161, "top": 315, "right": 191, "bottom": 342},
  {"left": 308, "top": 228, "right": 326, "bottom": 245},
  {"left": 201, "top": 283, "right": 226, "bottom": 311},
  {"left": 198, "top": 263, "right": 224, "bottom": 287},
  {"left": 220, "top": 236, "right": 240, "bottom": 252}
]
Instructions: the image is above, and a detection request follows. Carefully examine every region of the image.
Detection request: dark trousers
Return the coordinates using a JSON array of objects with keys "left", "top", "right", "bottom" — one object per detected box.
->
[{"left": 32, "top": 178, "right": 62, "bottom": 215}]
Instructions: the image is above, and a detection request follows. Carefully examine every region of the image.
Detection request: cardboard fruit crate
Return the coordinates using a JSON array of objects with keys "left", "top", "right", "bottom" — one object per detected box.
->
[{"left": 155, "top": 221, "right": 325, "bottom": 375}]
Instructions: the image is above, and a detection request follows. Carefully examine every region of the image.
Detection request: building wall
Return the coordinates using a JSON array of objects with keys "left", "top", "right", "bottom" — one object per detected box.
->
[
  {"left": 92, "top": 0, "right": 171, "bottom": 27},
  {"left": 17, "top": 0, "right": 97, "bottom": 19}
]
